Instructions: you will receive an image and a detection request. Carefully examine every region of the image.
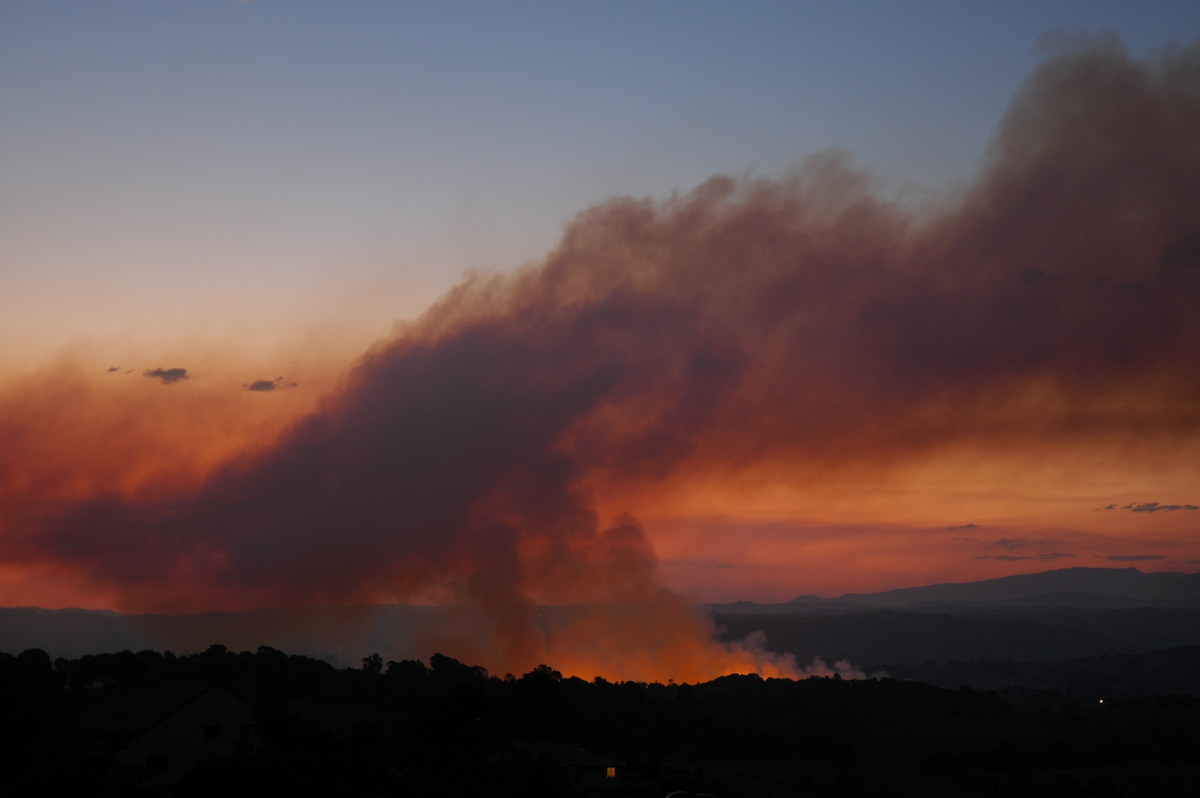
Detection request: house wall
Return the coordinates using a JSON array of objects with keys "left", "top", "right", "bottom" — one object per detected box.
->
[{"left": 113, "top": 687, "right": 256, "bottom": 785}]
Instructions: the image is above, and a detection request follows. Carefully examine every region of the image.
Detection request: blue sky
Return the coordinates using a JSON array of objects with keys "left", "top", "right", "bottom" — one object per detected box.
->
[{"left": 4, "top": 1, "right": 1198, "bottom": 367}]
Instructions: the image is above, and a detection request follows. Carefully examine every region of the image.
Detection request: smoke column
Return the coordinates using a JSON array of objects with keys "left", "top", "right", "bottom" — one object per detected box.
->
[{"left": 2, "top": 39, "right": 1199, "bottom": 680}]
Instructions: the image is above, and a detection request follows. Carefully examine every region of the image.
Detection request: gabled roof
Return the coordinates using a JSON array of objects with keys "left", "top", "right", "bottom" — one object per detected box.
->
[{"left": 72, "top": 682, "right": 254, "bottom": 745}]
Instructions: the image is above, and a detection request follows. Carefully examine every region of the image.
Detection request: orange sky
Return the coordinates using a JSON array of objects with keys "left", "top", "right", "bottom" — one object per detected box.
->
[{"left": 2, "top": 40, "right": 1199, "bottom": 680}]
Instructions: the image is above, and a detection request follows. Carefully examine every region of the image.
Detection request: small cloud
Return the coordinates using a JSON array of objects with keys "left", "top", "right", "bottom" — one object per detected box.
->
[
  {"left": 947, "top": 523, "right": 977, "bottom": 531},
  {"left": 974, "top": 554, "right": 1034, "bottom": 561},
  {"left": 143, "top": 367, "right": 189, "bottom": 385},
  {"left": 1107, "top": 554, "right": 1167, "bottom": 562},
  {"left": 1039, "top": 552, "right": 1078, "bottom": 560},
  {"left": 1123, "top": 501, "right": 1198, "bottom": 513},
  {"left": 244, "top": 376, "right": 297, "bottom": 392},
  {"left": 1099, "top": 503, "right": 1118, "bottom": 511},
  {"left": 106, "top": 366, "right": 120, "bottom": 373}
]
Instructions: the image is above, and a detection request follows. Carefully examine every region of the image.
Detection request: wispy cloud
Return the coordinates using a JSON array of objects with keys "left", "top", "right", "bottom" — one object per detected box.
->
[
  {"left": 1102, "top": 501, "right": 1198, "bottom": 512},
  {"left": 143, "top": 367, "right": 189, "bottom": 385},
  {"left": 1107, "top": 554, "right": 1168, "bottom": 562},
  {"left": 244, "top": 377, "right": 297, "bottom": 392},
  {"left": 1127, "top": 502, "right": 1197, "bottom": 513},
  {"left": 947, "top": 523, "right": 977, "bottom": 531}
]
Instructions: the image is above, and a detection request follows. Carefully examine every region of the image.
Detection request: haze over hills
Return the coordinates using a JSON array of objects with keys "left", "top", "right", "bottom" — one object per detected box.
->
[
  {"left": 712, "top": 567, "right": 1200, "bottom": 613},
  {"left": 708, "top": 568, "right": 1200, "bottom": 693},
  {"left": 3, "top": 568, "right": 1198, "bottom": 679}
]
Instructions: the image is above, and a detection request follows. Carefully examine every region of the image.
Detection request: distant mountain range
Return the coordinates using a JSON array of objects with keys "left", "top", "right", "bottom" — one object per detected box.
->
[
  {"left": 708, "top": 567, "right": 1200, "bottom": 675},
  {"left": 3, "top": 568, "right": 1198, "bottom": 672},
  {"left": 710, "top": 566, "right": 1200, "bottom": 614}
]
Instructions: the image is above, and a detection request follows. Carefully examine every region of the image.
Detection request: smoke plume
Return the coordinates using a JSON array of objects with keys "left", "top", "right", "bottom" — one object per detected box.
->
[{"left": 2, "top": 39, "right": 1199, "bottom": 680}]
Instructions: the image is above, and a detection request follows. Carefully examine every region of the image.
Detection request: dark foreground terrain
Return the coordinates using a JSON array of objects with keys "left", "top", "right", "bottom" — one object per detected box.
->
[{"left": 2, "top": 644, "right": 1198, "bottom": 797}]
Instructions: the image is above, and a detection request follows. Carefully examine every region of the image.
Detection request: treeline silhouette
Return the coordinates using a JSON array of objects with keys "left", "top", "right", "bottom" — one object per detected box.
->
[
  {"left": 2, "top": 645, "right": 1198, "bottom": 796},
  {"left": 876, "top": 645, "right": 1200, "bottom": 699}
]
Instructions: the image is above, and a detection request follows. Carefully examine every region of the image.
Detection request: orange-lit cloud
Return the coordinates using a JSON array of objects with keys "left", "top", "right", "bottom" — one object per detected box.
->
[{"left": 2, "top": 40, "right": 1199, "bottom": 679}]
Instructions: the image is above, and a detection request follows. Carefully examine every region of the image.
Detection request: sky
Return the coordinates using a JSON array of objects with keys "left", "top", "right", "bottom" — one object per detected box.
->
[{"left": 2, "top": 2, "right": 1200, "bottom": 678}]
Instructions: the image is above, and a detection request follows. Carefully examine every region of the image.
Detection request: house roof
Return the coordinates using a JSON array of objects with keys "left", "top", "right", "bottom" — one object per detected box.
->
[{"left": 71, "top": 682, "right": 254, "bottom": 745}]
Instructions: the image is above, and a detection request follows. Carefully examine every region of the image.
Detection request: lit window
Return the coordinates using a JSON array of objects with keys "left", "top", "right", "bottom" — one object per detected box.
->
[{"left": 606, "top": 766, "right": 616, "bottom": 779}]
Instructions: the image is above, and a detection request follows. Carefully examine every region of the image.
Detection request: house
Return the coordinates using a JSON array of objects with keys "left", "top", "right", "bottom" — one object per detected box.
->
[
  {"left": 66, "top": 682, "right": 259, "bottom": 786},
  {"left": 494, "top": 741, "right": 624, "bottom": 793},
  {"left": 541, "top": 745, "right": 624, "bottom": 791}
]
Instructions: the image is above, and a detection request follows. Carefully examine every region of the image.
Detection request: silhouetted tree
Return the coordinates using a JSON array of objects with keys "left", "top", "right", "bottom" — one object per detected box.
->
[{"left": 361, "top": 652, "right": 383, "bottom": 675}]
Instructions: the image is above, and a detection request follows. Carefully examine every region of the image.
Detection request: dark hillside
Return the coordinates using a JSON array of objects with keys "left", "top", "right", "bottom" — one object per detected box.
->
[
  {"left": 714, "top": 607, "right": 1200, "bottom": 667},
  {"left": 2, "top": 645, "right": 1198, "bottom": 796}
]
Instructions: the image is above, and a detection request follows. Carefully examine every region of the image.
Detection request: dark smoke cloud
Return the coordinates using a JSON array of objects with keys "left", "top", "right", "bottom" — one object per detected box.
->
[
  {"left": 143, "top": 367, "right": 189, "bottom": 384},
  {"left": 5, "top": 39, "right": 1200, "bottom": 677},
  {"left": 1120, "top": 502, "right": 1199, "bottom": 513},
  {"left": 245, "top": 377, "right": 296, "bottom": 392}
]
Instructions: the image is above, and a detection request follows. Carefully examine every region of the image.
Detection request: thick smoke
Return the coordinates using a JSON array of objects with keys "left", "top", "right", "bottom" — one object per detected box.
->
[{"left": 2, "top": 40, "right": 1199, "bottom": 680}]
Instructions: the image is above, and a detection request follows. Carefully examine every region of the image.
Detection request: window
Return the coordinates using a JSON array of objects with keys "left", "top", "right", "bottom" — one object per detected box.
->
[
  {"left": 606, "top": 766, "right": 616, "bottom": 779},
  {"left": 203, "top": 724, "right": 222, "bottom": 740},
  {"left": 146, "top": 754, "right": 168, "bottom": 773}
]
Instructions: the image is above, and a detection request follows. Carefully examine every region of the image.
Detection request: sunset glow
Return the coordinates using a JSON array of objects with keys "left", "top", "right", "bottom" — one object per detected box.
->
[{"left": 3, "top": 2, "right": 1199, "bottom": 681}]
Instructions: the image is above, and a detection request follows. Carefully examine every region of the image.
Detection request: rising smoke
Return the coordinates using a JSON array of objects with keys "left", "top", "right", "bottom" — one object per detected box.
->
[{"left": 2, "top": 39, "right": 1199, "bottom": 681}]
